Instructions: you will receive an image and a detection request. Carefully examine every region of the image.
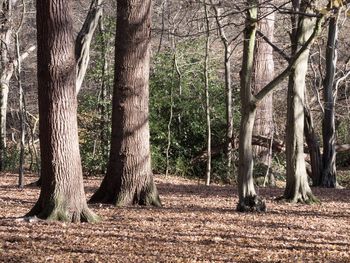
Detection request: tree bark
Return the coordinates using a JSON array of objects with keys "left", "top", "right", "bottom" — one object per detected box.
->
[
  {"left": 237, "top": 0, "right": 266, "bottom": 212},
  {"left": 321, "top": 10, "right": 339, "bottom": 188},
  {"left": 75, "top": 0, "right": 103, "bottom": 94},
  {"left": 204, "top": 1, "right": 211, "bottom": 186},
  {"left": 252, "top": 2, "right": 275, "bottom": 164},
  {"left": 0, "top": 0, "right": 12, "bottom": 171},
  {"left": 304, "top": 104, "right": 322, "bottom": 186},
  {"left": 89, "top": 0, "right": 161, "bottom": 207},
  {"left": 26, "top": 0, "right": 99, "bottom": 222},
  {"left": 212, "top": 4, "right": 233, "bottom": 178},
  {"left": 284, "top": 0, "right": 318, "bottom": 203}
]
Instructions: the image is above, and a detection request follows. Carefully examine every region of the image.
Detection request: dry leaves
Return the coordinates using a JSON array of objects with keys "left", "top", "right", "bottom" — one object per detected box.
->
[{"left": 0, "top": 173, "right": 349, "bottom": 262}]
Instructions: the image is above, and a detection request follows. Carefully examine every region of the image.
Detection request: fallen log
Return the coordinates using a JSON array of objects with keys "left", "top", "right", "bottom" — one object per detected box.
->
[{"left": 191, "top": 135, "right": 350, "bottom": 165}]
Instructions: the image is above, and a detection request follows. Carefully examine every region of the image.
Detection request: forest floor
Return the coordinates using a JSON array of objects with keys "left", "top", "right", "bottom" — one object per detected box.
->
[{"left": 0, "top": 173, "right": 349, "bottom": 263}]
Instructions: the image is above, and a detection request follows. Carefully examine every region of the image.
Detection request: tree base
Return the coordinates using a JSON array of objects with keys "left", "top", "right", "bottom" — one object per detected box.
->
[
  {"left": 26, "top": 202, "right": 100, "bottom": 223},
  {"left": 89, "top": 189, "right": 162, "bottom": 207},
  {"left": 278, "top": 192, "right": 320, "bottom": 205},
  {"left": 236, "top": 195, "right": 266, "bottom": 212}
]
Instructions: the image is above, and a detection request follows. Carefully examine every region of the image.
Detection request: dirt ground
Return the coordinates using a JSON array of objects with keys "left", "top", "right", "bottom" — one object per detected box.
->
[{"left": 0, "top": 173, "right": 349, "bottom": 262}]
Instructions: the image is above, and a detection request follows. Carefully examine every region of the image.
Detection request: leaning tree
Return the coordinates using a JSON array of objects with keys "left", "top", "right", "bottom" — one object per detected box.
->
[
  {"left": 26, "top": 0, "right": 99, "bottom": 222},
  {"left": 89, "top": 0, "right": 161, "bottom": 206}
]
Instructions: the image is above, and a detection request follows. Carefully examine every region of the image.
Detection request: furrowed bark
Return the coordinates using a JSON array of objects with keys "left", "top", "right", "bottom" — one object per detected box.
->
[
  {"left": 89, "top": 0, "right": 161, "bottom": 207},
  {"left": 27, "top": 0, "right": 99, "bottom": 223}
]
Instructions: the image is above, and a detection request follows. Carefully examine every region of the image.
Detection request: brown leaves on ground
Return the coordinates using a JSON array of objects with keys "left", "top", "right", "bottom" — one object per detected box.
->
[{"left": 0, "top": 173, "right": 349, "bottom": 262}]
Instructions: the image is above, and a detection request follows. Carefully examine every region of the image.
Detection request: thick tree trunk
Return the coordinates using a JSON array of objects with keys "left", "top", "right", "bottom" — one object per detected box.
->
[
  {"left": 321, "top": 12, "right": 338, "bottom": 188},
  {"left": 237, "top": 0, "right": 266, "bottom": 212},
  {"left": 252, "top": 3, "right": 274, "bottom": 164},
  {"left": 26, "top": 0, "right": 99, "bottom": 222},
  {"left": 284, "top": 0, "right": 317, "bottom": 203},
  {"left": 89, "top": 0, "right": 161, "bottom": 207}
]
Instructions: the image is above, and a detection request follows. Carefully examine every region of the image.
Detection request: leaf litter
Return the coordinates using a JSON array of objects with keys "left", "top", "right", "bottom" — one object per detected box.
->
[{"left": 0, "top": 173, "right": 349, "bottom": 262}]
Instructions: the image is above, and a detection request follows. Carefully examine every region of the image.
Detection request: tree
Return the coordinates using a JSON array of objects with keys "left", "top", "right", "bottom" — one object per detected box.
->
[
  {"left": 89, "top": 0, "right": 161, "bottom": 206},
  {"left": 0, "top": 0, "right": 12, "bottom": 171},
  {"left": 212, "top": 3, "right": 233, "bottom": 179},
  {"left": 237, "top": 0, "right": 263, "bottom": 212},
  {"left": 203, "top": 1, "right": 212, "bottom": 185},
  {"left": 26, "top": 0, "right": 99, "bottom": 222},
  {"left": 75, "top": 0, "right": 103, "bottom": 94},
  {"left": 284, "top": 0, "right": 321, "bottom": 203},
  {"left": 321, "top": 2, "right": 341, "bottom": 187},
  {"left": 252, "top": 1, "right": 275, "bottom": 165},
  {"left": 237, "top": 0, "right": 321, "bottom": 211}
]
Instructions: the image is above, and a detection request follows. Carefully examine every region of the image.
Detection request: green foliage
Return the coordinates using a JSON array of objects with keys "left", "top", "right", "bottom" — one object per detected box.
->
[
  {"left": 3, "top": 144, "right": 20, "bottom": 172},
  {"left": 149, "top": 39, "right": 239, "bottom": 182},
  {"left": 78, "top": 93, "right": 111, "bottom": 176}
]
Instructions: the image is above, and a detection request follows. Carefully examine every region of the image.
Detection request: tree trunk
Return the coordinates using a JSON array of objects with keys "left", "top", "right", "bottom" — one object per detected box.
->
[
  {"left": 0, "top": 0, "right": 12, "bottom": 171},
  {"left": 75, "top": 0, "right": 103, "bottom": 94},
  {"left": 204, "top": 1, "right": 211, "bottom": 186},
  {"left": 252, "top": 2, "right": 274, "bottom": 164},
  {"left": 212, "top": 4, "right": 233, "bottom": 178},
  {"left": 304, "top": 104, "right": 322, "bottom": 186},
  {"left": 89, "top": 0, "right": 161, "bottom": 207},
  {"left": 284, "top": 0, "right": 318, "bottom": 203},
  {"left": 26, "top": 0, "right": 99, "bottom": 222},
  {"left": 321, "top": 11, "right": 339, "bottom": 188},
  {"left": 237, "top": 0, "right": 266, "bottom": 212}
]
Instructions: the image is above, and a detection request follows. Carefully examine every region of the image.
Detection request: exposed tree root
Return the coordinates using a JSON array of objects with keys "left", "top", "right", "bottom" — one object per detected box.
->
[{"left": 236, "top": 195, "right": 266, "bottom": 212}]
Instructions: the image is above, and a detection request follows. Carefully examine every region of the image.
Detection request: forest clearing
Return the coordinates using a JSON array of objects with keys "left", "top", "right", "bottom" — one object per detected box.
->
[{"left": 0, "top": 173, "right": 349, "bottom": 262}]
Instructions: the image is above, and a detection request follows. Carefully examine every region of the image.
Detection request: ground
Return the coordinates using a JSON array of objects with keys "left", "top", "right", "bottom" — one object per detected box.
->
[{"left": 0, "top": 173, "right": 349, "bottom": 262}]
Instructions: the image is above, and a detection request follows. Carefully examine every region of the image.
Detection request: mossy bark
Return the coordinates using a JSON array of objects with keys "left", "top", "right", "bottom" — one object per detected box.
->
[{"left": 89, "top": 0, "right": 161, "bottom": 207}]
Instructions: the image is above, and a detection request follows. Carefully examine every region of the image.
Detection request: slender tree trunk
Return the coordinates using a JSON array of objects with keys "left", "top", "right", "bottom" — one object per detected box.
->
[
  {"left": 89, "top": 0, "right": 161, "bottom": 207},
  {"left": 321, "top": 10, "right": 339, "bottom": 188},
  {"left": 304, "top": 103, "right": 322, "bottom": 185},
  {"left": 212, "top": 4, "right": 233, "bottom": 178},
  {"left": 204, "top": 1, "right": 211, "bottom": 186},
  {"left": 284, "top": 0, "right": 318, "bottom": 203},
  {"left": 15, "top": 4, "right": 25, "bottom": 187},
  {"left": 26, "top": 0, "right": 99, "bottom": 222},
  {"left": 237, "top": 0, "right": 266, "bottom": 212},
  {"left": 252, "top": 3, "right": 274, "bottom": 164},
  {"left": 98, "top": 14, "right": 109, "bottom": 174},
  {"left": 75, "top": 0, "right": 103, "bottom": 94},
  {"left": 0, "top": 0, "right": 12, "bottom": 171}
]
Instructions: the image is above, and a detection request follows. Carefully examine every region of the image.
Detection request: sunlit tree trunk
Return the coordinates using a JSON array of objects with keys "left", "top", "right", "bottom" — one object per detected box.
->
[
  {"left": 212, "top": 4, "right": 233, "bottom": 178},
  {"left": 237, "top": 0, "right": 266, "bottom": 212},
  {"left": 204, "top": 1, "right": 211, "bottom": 186},
  {"left": 89, "top": 0, "right": 161, "bottom": 206},
  {"left": 284, "top": 0, "right": 319, "bottom": 203},
  {"left": 26, "top": 0, "right": 99, "bottom": 222},
  {"left": 0, "top": 0, "right": 12, "bottom": 171}
]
